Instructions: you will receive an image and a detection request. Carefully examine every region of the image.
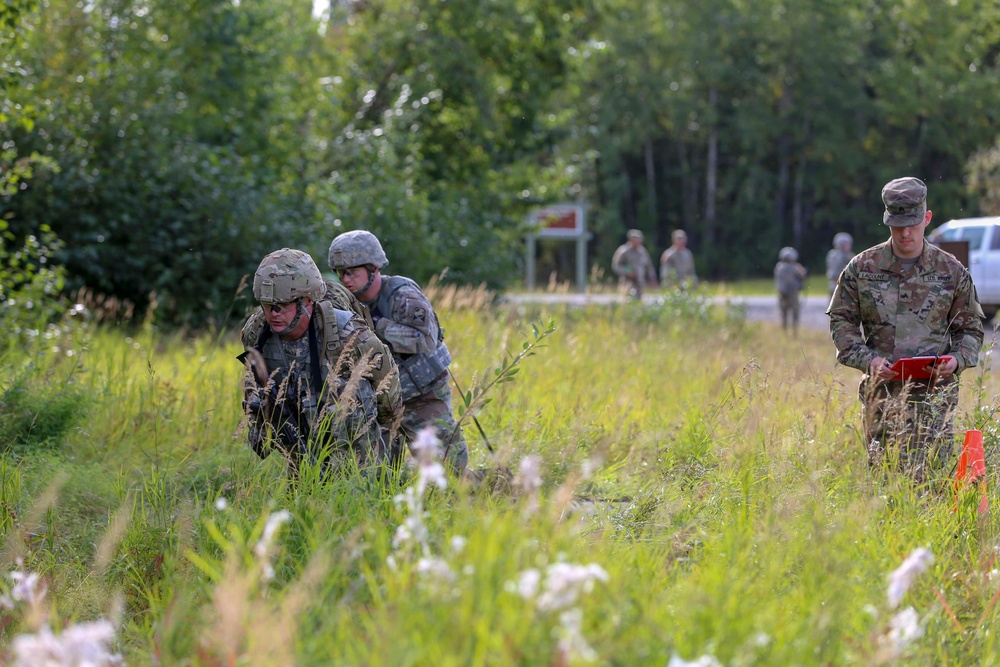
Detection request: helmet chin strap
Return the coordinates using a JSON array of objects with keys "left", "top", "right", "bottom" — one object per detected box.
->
[
  {"left": 271, "top": 298, "right": 308, "bottom": 336},
  {"left": 350, "top": 265, "right": 377, "bottom": 297}
]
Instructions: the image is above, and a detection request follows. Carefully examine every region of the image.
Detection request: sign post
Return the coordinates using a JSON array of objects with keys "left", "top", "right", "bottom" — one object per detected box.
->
[{"left": 526, "top": 204, "right": 589, "bottom": 292}]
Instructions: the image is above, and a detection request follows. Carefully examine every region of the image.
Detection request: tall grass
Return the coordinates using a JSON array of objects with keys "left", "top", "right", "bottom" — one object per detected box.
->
[{"left": 0, "top": 296, "right": 998, "bottom": 665}]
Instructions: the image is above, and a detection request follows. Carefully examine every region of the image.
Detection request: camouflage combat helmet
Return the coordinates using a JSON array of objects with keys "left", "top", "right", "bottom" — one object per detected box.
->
[
  {"left": 328, "top": 230, "right": 389, "bottom": 271},
  {"left": 253, "top": 248, "right": 327, "bottom": 304},
  {"left": 779, "top": 246, "right": 798, "bottom": 262},
  {"left": 833, "top": 232, "right": 853, "bottom": 248}
]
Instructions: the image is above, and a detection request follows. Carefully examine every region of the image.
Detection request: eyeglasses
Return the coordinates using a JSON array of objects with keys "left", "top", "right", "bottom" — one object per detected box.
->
[
  {"left": 337, "top": 266, "right": 368, "bottom": 279},
  {"left": 263, "top": 300, "right": 298, "bottom": 314}
]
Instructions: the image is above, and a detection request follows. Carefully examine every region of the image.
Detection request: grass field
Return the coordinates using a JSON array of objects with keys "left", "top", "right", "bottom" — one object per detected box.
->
[{"left": 1, "top": 291, "right": 999, "bottom": 665}]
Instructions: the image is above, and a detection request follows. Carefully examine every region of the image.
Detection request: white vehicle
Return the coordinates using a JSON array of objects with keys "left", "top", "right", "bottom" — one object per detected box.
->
[{"left": 926, "top": 217, "right": 1000, "bottom": 320}]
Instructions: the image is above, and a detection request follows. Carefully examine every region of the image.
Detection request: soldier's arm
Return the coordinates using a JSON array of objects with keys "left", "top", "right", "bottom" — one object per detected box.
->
[
  {"left": 827, "top": 263, "right": 877, "bottom": 371},
  {"left": 659, "top": 250, "right": 675, "bottom": 282},
  {"left": 375, "top": 285, "right": 439, "bottom": 355},
  {"left": 946, "top": 271, "right": 985, "bottom": 372},
  {"left": 611, "top": 247, "right": 629, "bottom": 277}
]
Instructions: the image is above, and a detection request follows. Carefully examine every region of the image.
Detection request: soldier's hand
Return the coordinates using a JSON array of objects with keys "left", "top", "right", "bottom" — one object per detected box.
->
[
  {"left": 868, "top": 356, "right": 897, "bottom": 381},
  {"left": 927, "top": 356, "right": 958, "bottom": 379}
]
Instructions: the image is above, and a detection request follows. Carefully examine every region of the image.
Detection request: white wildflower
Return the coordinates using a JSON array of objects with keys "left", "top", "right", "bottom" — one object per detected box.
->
[
  {"left": 214, "top": 497, "right": 228, "bottom": 511},
  {"left": 253, "top": 509, "right": 293, "bottom": 570},
  {"left": 556, "top": 608, "right": 598, "bottom": 663},
  {"left": 12, "top": 620, "right": 123, "bottom": 667},
  {"left": 392, "top": 514, "right": 428, "bottom": 552},
  {"left": 410, "top": 427, "right": 442, "bottom": 464},
  {"left": 667, "top": 654, "right": 723, "bottom": 667},
  {"left": 408, "top": 428, "right": 448, "bottom": 493},
  {"left": 536, "top": 563, "right": 610, "bottom": 612},
  {"left": 514, "top": 455, "right": 543, "bottom": 494},
  {"left": 450, "top": 536, "right": 467, "bottom": 554},
  {"left": 8, "top": 570, "right": 46, "bottom": 607},
  {"left": 878, "top": 607, "right": 923, "bottom": 660},
  {"left": 416, "top": 460, "right": 448, "bottom": 494},
  {"left": 517, "top": 568, "right": 541, "bottom": 599},
  {"left": 887, "top": 547, "right": 933, "bottom": 609},
  {"left": 415, "top": 557, "right": 455, "bottom": 585}
]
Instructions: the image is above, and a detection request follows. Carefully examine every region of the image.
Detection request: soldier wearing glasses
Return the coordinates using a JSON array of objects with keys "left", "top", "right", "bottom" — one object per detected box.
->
[
  {"left": 327, "top": 230, "right": 469, "bottom": 477},
  {"left": 239, "top": 248, "right": 401, "bottom": 477}
]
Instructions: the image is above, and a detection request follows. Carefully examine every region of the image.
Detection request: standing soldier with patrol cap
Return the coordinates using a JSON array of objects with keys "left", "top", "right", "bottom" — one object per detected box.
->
[
  {"left": 327, "top": 230, "right": 469, "bottom": 476},
  {"left": 827, "top": 177, "right": 984, "bottom": 483},
  {"left": 239, "top": 248, "right": 402, "bottom": 478},
  {"left": 826, "top": 232, "right": 855, "bottom": 296},
  {"left": 611, "top": 229, "right": 658, "bottom": 299}
]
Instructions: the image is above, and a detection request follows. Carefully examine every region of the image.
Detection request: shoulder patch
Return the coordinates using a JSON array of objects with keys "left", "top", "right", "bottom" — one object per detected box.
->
[{"left": 858, "top": 272, "right": 891, "bottom": 282}]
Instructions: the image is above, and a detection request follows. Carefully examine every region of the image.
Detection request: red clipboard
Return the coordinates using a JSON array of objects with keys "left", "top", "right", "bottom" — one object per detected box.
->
[{"left": 889, "top": 355, "right": 954, "bottom": 380}]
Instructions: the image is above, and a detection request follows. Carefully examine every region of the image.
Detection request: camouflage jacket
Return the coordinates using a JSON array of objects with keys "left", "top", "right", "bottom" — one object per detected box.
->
[
  {"left": 366, "top": 275, "right": 453, "bottom": 401},
  {"left": 660, "top": 247, "right": 697, "bottom": 286},
  {"left": 825, "top": 248, "right": 854, "bottom": 291},
  {"left": 241, "top": 301, "right": 402, "bottom": 430},
  {"left": 774, "top": 261, "right": 807, "bottom": 297},
  {"left": 827, "top": 239, "right": 984, "bottom": 376},
  {"left": 612, "top": 244, "right": 657, "bottom": 285}
]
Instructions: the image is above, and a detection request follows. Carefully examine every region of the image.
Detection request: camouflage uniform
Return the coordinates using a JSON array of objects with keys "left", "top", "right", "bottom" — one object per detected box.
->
[
  {"left": 612, "top": 230, "right": 657, "bottom": 298},
  {"left": 660, "top": 230, "right": 698, "bottom": 290},
  {"left": 774, "top": 247, "right": 807, "bottom": 333},
  {"left": 826, "top": 233, "right": 855, "bottom": 296},
  {"left": 361, "top": 276, "right": 468, "bottom": 474},
  {"left": 241, "top": 249, "right": 402, "bottom": 478},
  {"left": 828, "top": 238, "right": 984, "bottom": 481}
]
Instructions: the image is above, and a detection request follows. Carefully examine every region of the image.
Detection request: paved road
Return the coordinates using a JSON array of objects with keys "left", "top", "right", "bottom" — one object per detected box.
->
[{"left": 502, "top": 292, "right": 833, "bottom": 331}]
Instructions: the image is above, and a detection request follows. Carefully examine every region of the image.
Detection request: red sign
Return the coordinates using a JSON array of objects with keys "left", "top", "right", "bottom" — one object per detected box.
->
[{"left": 530, "top": 205, "right": 585, "bottom": 237}]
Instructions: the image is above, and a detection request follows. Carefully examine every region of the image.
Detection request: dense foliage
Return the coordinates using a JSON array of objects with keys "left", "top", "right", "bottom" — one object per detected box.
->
[{"left": 4, "top": 0, "right": 1000, "bottom": 322}]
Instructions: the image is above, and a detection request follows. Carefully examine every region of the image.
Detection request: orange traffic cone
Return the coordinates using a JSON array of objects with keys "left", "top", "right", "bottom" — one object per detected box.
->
[{"left": 955, "top": 429, "right": 989, "bottom": 515}]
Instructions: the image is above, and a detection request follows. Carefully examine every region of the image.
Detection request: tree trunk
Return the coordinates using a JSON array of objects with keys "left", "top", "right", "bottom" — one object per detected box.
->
[
  {"left": 774, "top": 85, "right": 793, "bottom": 239},
  {"left": 704, "top": 87, "right": 718, "bottom": 247},
  {"left": 644, "top": 136, "right": 659, "bottom": 240},
  {"left": 792, "top": 109, "right": 812, "bottom": 251}
]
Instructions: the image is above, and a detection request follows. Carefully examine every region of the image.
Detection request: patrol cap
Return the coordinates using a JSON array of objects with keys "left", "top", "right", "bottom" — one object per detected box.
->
[
  {"left": 882, "top": 177, "right": 927, "bottom": 227},
  {"left": 672, "top": 229, "right": 687, "bottom": 241},
  {"left": 626, "top": 229, "right": 644, "bottom": 241}
]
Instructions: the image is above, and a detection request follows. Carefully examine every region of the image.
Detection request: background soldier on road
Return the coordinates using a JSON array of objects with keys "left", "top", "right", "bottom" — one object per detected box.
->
[
  {"left": 827, "top": 177, "right": 984, "bottom": 483},
  {"left": 774, "top": 246, "right": 807, "bottom": 334},
  {"left": 826, "top": 232, "right": 854, "bottom": 296},
  {"left": 328, "top": 230, "right": 469, "bottom": 476},
  {"left": 611, "top": 229, "right": 657, "bottom": 299},
  {"left": 660, "top": 229, "right": 698, "bottom": 290},
  {"left": 240, "top": 248, "right": 402, "bottom": 478}
]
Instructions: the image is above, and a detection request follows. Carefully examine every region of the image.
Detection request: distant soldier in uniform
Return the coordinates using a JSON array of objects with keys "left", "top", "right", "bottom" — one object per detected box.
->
[
  {"left": 240, "top": 248, "right": 402, "bottom": 478},
  {"left": 612, "top": 229, "right": 657, "bottom": 299},
  {"left": 826, "top": 232, "right": 854, "bottom": 296},
  {"left": 774, "top": 246, "right": 807, "bottom": 334},
  {"left": 327, "top": 230, "right": 469, "bottom": 476},
  {"left": 660, "top": 229, "right": 698, "bottom": 290},
  {"left": 827, "top": 177, "right": 984, "bottom": 482}
]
